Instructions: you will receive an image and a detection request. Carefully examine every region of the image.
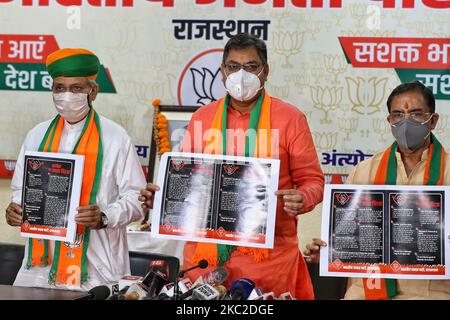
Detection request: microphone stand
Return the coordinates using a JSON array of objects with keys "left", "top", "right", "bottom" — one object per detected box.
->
[{"left": 173, "top": 272, "right": 182, "bottom": 300}]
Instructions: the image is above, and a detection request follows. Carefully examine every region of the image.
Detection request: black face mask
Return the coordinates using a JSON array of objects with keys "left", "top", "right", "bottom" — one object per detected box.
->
[{"left": 390, "top": 116, "right": 432, "bottom": 151}]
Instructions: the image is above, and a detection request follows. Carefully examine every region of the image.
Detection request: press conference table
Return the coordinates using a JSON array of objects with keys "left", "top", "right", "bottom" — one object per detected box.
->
[{"left": 0, "top": 285, "right": 88, "bottom": 300}]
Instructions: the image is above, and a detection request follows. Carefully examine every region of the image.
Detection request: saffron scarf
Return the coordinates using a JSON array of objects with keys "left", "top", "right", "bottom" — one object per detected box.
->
[
  {"left": 193, "top": 90, "right": 272, "bottom": 267},
  {"left": 363, "top": 133, "right": 445, "bottom": 299},
  {"left": 26, "top": 108, "right": 103, "bottom": 286}
]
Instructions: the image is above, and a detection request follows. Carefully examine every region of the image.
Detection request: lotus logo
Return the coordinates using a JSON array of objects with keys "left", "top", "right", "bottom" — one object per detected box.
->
[
  {"left": 310, "top": 86, "right": 343, "bottom": 124},
  {"left": 346, "top": 76, "right": 388, "bottom": 115},
  {"left": 178, "top": 49, "right": 226, "bottom": 106},
  {"left": 372, "top": 118, "right": 391, "bottom": 143},
  {"left": 190, "top": 67, "right": 221, "bottom": 105},
  {"left": 64, "top": 232, "right": 84, "bottom": 259},
  {"left": 312, "top": 132, "right": 338, "bottom": 152}
]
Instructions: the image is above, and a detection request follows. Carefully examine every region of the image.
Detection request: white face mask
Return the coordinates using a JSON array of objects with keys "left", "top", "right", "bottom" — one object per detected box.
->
[
  {"left": 225, "top": 68, "right": 263, "bottom": 102},
  {"left": 53, "top": 91, "right": 90, "bottom": 123}
]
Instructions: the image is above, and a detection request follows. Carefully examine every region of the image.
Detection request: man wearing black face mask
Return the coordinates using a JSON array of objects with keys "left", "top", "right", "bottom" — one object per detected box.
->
[{"left": 304, "top": 81, "right": 450, "bottom": 300}]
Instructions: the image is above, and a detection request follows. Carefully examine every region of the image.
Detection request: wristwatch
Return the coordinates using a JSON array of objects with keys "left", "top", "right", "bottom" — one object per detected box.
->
[{"left": 100, "top": 213, "right": 109, "bottom": 229}]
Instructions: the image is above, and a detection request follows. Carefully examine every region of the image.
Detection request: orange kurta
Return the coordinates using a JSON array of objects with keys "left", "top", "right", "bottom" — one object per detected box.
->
[{"left": 179, "top": 95, "right": 324, "bottom": 299}]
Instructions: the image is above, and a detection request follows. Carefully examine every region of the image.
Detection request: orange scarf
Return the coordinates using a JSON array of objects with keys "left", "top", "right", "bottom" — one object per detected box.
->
[
  {"left": 192, "top": 90, "right": 272, "bottom": 267},
  {"left": 26, "top": 109, "right": 103, "bottom": 286}
]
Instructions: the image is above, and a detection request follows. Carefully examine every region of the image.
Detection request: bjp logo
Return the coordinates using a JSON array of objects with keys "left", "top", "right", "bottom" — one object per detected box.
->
[{"left": 177, "top": 49, "right": 226, "bottom": 107}]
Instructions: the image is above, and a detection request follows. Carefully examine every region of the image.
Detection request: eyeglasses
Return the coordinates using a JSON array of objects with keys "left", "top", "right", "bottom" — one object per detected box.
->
[
  {"left": 224, "top": 62, "right": 263, "bottom": 74},
  {"left": 388, "top": 111, "right": 433, "bottom": 124}
]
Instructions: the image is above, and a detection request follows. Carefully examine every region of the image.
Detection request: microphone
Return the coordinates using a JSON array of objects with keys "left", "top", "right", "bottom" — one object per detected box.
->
[
  {"left": 174, "top": 260, "right": 207, "bottom": 300},
  {"left": 178, "top": 259, "right": 208, "bottom": 278},
  {"left": 191, "top": 284, "right": 220, "bottom": 300},
  {"left": 178, "top": 278, "right": 193, "bottom": 294},
  {"left": 107, "top": 285, "right": 130, "bottom": 300},
  {"left": 155, "top": 282, "right": 176, "bottom": 299},
  {"left": 142, "top": 269, "right": 169, "bottom": 298},
  {"left": 248, "top": 288, "right": 264, "bottom": 300},
  {"left": 224, "top": 278, "right": 255, "bottom": 300},
  {"left": 79, "top": 285, "right": 110, "bottom": 300},
  {"left": 153, "top": 292, "right": 172, "bottom": 300},
  {"left": 201, "top": 266, "right": 229, "bottom": 286},
  {"left": 178, "top": 282, "right": 204, "bottom": 300},
  {"left": 125, "top": 261, "right": 169, "bottom": 300},
  {"left": 215, "top": 285, "right": 227, "bottom": 300}
]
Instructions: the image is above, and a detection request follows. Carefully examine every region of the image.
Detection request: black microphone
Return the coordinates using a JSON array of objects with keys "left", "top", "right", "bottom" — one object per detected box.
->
[
  {"left": 79, "top": 285, "right": 110, "bottom": 300},
  {"left": 174, "top": 259, "right": 208, "bottom": 300},
  {"left": 178, "top": 284, "right": 201, "bottom": 300},
  {"left": 178, "top": 259, "right": 208, "bottom": 278},
  {"left": 144, "top": 269, "right": 168, "bottom": 298},
  {"left": 223, "top": 278, "right": 255, "bottom": 300}
]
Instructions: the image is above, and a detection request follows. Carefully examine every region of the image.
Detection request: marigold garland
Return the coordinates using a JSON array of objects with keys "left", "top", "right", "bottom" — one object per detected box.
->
[{"left": 152, "top": 98, "right": 171, "bottom": 156}]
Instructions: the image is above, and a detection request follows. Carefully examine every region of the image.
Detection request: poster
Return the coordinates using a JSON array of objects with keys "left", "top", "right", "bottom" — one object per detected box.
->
[
  {"left": 20, "top": 151, "right": 84, "bottom": 242},
  {"left": 320, "top": 184, "right": 450, "bottom": 280},
  {"left": 151, "top": 152, "right": 280, "bottom": 248},
  {"left": 1, "top": 2, "right": 449, "bottom": 185}
]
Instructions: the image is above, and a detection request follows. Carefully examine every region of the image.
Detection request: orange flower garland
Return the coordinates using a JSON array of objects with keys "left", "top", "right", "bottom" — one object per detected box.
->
[{"left": 152, "top": 99, "right": 171, "bottom": 156}]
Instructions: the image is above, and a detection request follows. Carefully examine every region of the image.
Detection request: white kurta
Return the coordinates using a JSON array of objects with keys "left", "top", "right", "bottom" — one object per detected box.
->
[{"left": 11, "top": 113, "right": 146, "bottom": 291}]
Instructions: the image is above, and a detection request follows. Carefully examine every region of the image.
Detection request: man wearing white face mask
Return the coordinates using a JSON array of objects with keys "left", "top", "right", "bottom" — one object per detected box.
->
[
  {"left": 140, "top": 33, "right": 324, "bottom": 299},
  {"left": 5, "top": 48, "right": 146, "bottom": 291},
  {"left": 304, "top": 81, "right": 450, "bottom": 300}
]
